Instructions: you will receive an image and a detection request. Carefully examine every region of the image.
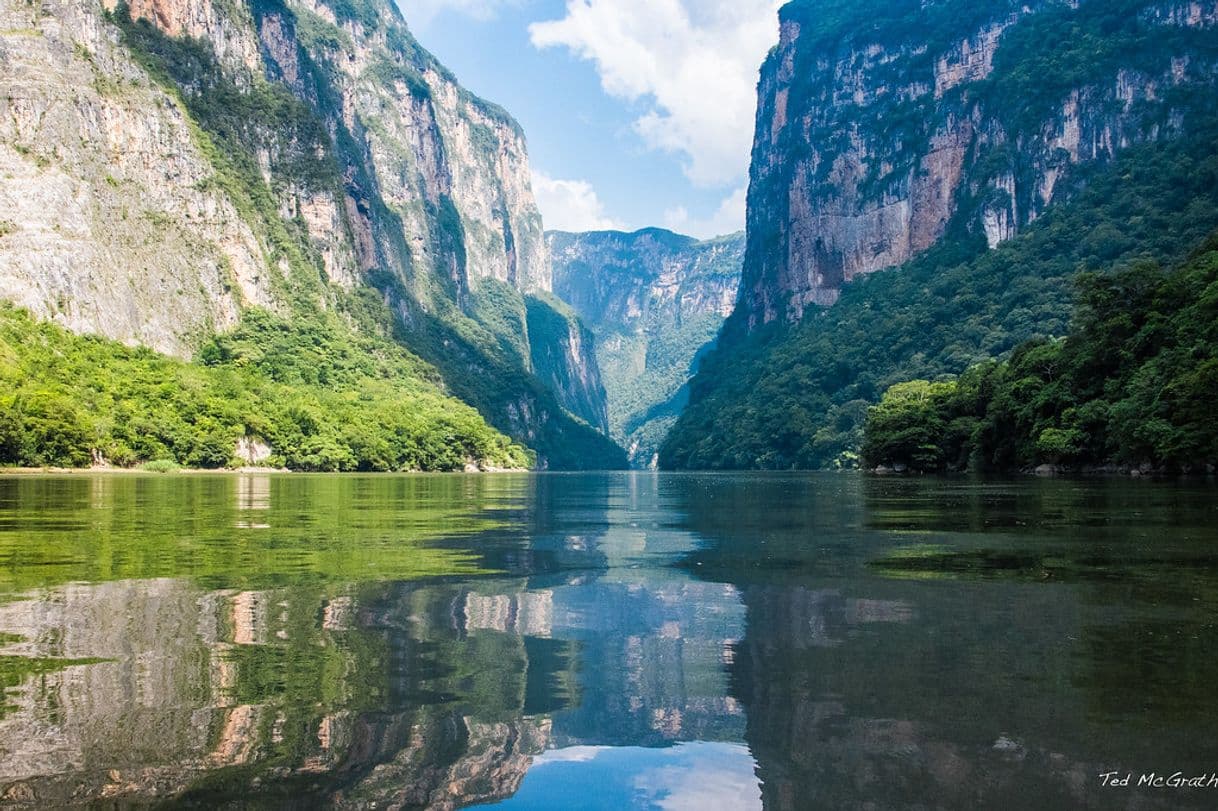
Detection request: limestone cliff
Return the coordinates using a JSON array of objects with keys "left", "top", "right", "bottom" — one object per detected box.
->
[
  {"left": 525, "top": 293, "right": 610, "bottom": 434},
  {"left": 0, "top": 0, "right": 622, "bottom": 468},
  {"left": 738, "top": 0, "right": 1218, "bottom": 327},
  {"left": 663, "top": 0, "right": 1218, "bottom": 470},
  {"left": 550, "top": 229, "right": 743, "bottom": 468},
  {"left": 0, "top": 0, "right": 276, "bottom": 357},
  {"left": 247, "top": 0, "right": 550, "bottom": 301}
]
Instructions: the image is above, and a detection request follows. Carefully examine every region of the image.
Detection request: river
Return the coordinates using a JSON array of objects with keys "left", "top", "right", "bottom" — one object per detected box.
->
[{"left": 0, "top": 472, "right": 1215, "bottom": 809}]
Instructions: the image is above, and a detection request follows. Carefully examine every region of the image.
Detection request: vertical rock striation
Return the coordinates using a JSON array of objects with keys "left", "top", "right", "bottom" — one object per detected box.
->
[
  {"left": 663, "top": 0, "right": 1218, "bottom": 470},
  {"left": 0, "top": 0, "right": 276, "bottom": 357},
  {"left": 0, "top": 0, "right": 623, "bottom": 467},
  {"left": 738, "top": 0, "right": 1218, "bottom": 328}
]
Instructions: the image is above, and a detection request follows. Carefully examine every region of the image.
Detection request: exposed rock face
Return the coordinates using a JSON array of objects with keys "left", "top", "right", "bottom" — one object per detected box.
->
[
  {"left": 0, "top": 0, "right": 620, "bottom": 467},
  {"left": 0, "top": 0, "right": 277, "bottom": 356},
  {"left": 525, "top": 294, "right": 610, "bottom": 433},
  {"left": 264, "top": 0, "right": 550, "bottom": 300},
  {"left": 112, "top": 0, "right": 264, "bottom": 73},
  {"left": 550, "top": 229, "right": 743, "bottom": 468},
  {"left": 739, "top": 0, "right": 1218, "bottom": 327}
]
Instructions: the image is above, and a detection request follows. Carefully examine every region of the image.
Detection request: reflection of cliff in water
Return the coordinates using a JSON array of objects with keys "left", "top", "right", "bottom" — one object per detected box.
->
[
  {"left": 0, "top": 577, "right": 561, "bottom": 809},
  {"left": 0, "top": 472, "right": 752, "bottom": 807},
  {"left": 676, "top": 474, "right": 1218, "bottom": 811}
]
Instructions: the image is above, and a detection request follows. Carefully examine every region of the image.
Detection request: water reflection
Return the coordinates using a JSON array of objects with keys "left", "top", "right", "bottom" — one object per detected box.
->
[
  {"left": 0, "top": 473, "right": 1214, "bottom": 808},
  {"left": 498, "top": 743, "right": 762, "bottom": 811},
  {"left": 0, "top": 474, "right": 750, "bottom": 808},
  {"left": 682, "top": 474, "right": 1218, "bottom": 810}
]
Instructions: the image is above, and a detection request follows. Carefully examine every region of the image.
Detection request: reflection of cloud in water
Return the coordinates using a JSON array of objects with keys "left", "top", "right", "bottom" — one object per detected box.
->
[
  {"left": 530, "top": 745, "right": 602, "bottom": 764},
  {"left": 635, "top": 743, "right": 761, "bottom": 811},
  {"left": 497, "top": 743, "right": 761, "bottom": 810}
]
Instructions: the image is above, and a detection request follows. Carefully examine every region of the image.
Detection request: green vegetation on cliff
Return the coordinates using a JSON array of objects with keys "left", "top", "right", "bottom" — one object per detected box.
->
[
  {"left": 550, "top": 229, "right": 743, "bottom": 467},
  {"left": 862, "top": 231, "right": 1218, "bottom": 472},
  {"left": 370, "top": 272, "right": 627, "bottom": 470},
  {"left": 103, "top": 2, "right": 624, "bottom": 470},
  {"left": 662, "top": 125, "right": 1218, "bottom": 470},
  {"left": 0, "top": 305, "right": 529, "bottom": 471}
]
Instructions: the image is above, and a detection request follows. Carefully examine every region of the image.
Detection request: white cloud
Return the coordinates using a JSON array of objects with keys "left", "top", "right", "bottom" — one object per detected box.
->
[
  {"left": 532, "top": 171, "right": 625, "bottom": 233},
  {"left": 663, "top": 185, "right": 747, "bottom": 239},
  {"left": 634, "top": 743, "right": 762, "bottom": 811},
  {"left": 532, "top": 746, "right": 607, "bottom": 764},
  {"left": 529, "top": 0, "right": 782, "bottom": 188},
  {"left": 399, "top": 0, "right": 520, "bottom": 30}
]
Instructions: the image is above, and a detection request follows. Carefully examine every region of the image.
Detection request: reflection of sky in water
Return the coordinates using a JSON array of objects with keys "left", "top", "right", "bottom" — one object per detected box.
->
[{"left": 491, "top": 742, "right": 761, "bottom": 811}]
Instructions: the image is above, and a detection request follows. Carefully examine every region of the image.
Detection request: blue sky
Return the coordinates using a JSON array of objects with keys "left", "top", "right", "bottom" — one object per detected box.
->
[
  {"left": 394, "top": 0, "right": 784, "bottom": 238},
  {"left": 491, "top": 742, "right": 761, "bottom": 810}
]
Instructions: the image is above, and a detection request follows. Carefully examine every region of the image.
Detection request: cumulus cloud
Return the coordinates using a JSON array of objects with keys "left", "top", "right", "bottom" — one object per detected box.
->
[
  {"left": 529, "top": 0, "right": 782, "bottom": 188},
  {"left": 532, "top": 171, "right": 625, "bottom": 233},
  {"left": 664, "top": 186, "right": 747, "bottom": 239}
]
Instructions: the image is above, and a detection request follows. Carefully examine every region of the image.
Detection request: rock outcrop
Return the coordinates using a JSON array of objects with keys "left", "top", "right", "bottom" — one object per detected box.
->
[
  {"left": 525, "top": 294, "right": 611, "bottom": 433},
  {"left": 737, "top": 0, "right": 1218, "bottom": 327},
  {"left": 550, "top": 228, "right": 743, "bottom": 467},
  {"left": 243, "top": 0, "right": 550, "bottom": 302}
]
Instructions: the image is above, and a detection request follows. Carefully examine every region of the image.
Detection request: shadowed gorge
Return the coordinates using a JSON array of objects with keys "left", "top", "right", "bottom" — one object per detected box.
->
[{"left": 549, "top": 229, "right": 744, "bottom": 468}]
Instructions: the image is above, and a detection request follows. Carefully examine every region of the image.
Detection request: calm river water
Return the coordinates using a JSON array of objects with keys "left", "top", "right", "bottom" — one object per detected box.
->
[{"left": 0, "top": 472, "right": 1216, "bottom": 809}]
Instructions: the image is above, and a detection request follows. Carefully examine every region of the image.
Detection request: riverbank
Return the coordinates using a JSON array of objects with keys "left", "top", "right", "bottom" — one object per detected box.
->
[
  {"left": 0, "top": 465, "right": 530, "bottom": 476},
  {"left": 0, "top": 466, "right": 288, "bottom": 476},
  {"left": 870, "top": 463, "right": 1217, "bottom": 478}
]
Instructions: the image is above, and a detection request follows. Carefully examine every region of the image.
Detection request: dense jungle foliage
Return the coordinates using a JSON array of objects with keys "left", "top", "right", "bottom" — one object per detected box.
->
[
  {"left": 661, "top": 126, "right": 1218, "bottom": 470},
  {"left": 0, "top": 305, "right": 529, "bottom": 471},
  {"left": 862, "top": 231, "right": 1218, "bottom": 472}
]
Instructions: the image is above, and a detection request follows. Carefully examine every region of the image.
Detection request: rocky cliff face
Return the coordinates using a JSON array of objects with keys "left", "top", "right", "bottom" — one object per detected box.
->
[
  {"left": 739, "top": 0, "right": 1218, "bottom": 327},
  {"left": 0, "top": 0, "right": 621, "bottom": 467},
  {"left": 550, "top": 229, "right": 743, "bottom": 467},
  {"left": 247, "top": 0, "right": 550, "bottom": 301},
  {"left": 663, "top": 0, "right": 1218, "bottom": 471},
  {"left": 525, "top": 294, "right": 610, "bottom": 434},
  {"left": 0, "top": 0, "right": 277, "bottom": 357}
]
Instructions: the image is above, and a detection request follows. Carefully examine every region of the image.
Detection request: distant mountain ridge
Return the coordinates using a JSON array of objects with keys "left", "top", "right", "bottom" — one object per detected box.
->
[{"left": 549, "top": 228, "right": 743, "bottom": 467}]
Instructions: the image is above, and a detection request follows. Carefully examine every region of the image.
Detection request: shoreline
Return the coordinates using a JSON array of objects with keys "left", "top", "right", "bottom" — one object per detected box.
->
[
  {"left": 870, "top": 465, "right": 1217, "bottom": 479},
  {"left": 0, "top": 466, "right": 531, "bottom": 476},
  {"left": 4, "top": 466, "right": 1214, "bottom": 479}
]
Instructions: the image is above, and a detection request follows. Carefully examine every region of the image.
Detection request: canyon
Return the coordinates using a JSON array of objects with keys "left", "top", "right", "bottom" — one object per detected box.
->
[{"left": 550, "top": 229, "right": 743, "bottom": 467}]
